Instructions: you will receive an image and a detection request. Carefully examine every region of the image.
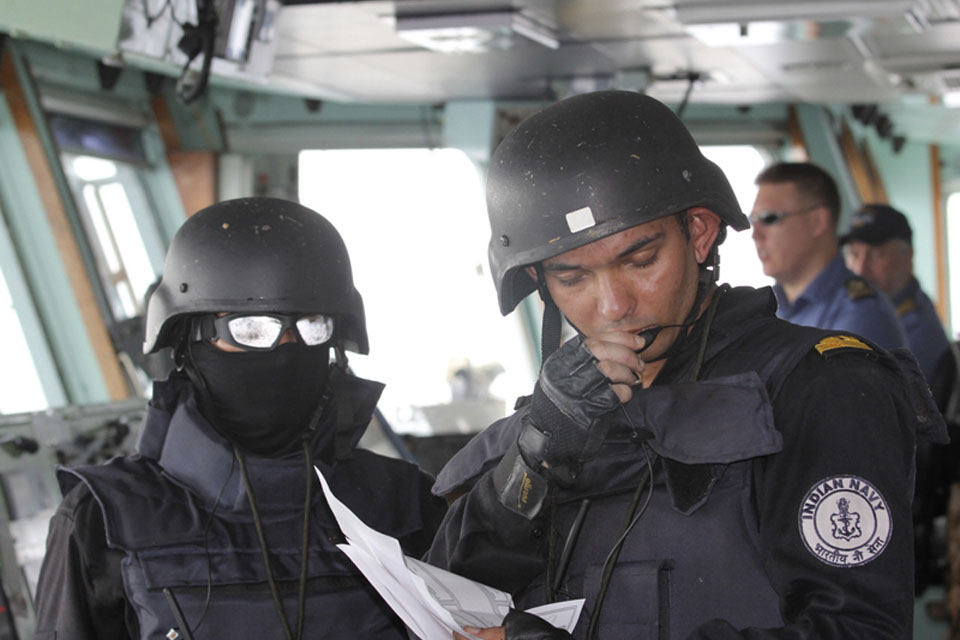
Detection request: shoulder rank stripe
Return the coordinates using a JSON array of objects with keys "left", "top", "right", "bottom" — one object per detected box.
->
[
  {"left": 844, "top": 277, "right": 876, "bottom": 301},
  {"left": 895, "top": 297, "right": 917, "bottom": 317},
  {"left": 815, "top": 335, "right": 873, "bottom": 355}
]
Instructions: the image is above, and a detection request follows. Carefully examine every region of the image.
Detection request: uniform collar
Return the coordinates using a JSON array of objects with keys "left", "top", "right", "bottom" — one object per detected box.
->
[
  {"left": 892, "top": 276, "right": 920, "bottom": 307},
  {"left": 136, "top": 372, "right": 383, "bottom": 512},
  {"left": 656, "top": 285, "right": 778, "bottom": 384},
  {"left": 635, "top": 286, "right": 784, "bottom": 514},
  {"left": 774, "top": 252, "right": 848, "bottom": 314}
]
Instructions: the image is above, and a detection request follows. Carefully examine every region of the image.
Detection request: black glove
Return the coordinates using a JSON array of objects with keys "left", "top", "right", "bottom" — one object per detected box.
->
[
  {"left": 492, "top": 336, "right": 620, "bottom": 518},
  {"left": 521, "top": 336, "right": 621, "bottom": 483},
  {"left": 504, "top": 609, "right": 575, "bottom": 640}
]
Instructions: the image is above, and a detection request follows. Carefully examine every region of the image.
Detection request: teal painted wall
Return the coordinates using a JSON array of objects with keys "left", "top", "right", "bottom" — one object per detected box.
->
[
  {"left": 0, "top": 1, "right": 123, "bottom": 54},
  {"left": 794, "top": 104, "right": 860, "bottom": 222},
  {"left": 865, "top": 133, "right": 939, "bottom": 303},
  {"left": 0, "top": 95, "right": 110, "bottom": 405},
  {"left": 0, "top": 41, "right": 191, "bottom": 405}
]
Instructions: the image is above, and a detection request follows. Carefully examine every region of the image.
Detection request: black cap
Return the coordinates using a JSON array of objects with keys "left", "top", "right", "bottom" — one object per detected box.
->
[{"left": 840, "top": 204, "right": 912, "bottom": 246}]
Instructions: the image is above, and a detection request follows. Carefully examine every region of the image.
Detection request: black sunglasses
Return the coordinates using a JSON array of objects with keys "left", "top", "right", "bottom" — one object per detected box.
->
[{"left": 750, "top": 202, "right": 822, "bottom": 227}]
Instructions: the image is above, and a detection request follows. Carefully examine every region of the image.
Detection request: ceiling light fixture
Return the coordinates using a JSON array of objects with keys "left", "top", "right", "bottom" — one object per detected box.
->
[
  {"left": 685, "top": 21, "right": 788, "bottom": 46},
  {"left": 944, "top": 90, "right": 960, "bottom": 107},
  {"left": 674, "top": 0, "right": 912, "bottom": 25},
  {"left": 395, "top": 10, "right": 559, "bottom": 54}
]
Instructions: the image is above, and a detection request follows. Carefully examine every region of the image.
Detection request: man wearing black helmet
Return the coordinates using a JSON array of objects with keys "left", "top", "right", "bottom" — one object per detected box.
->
[
  {"left": 425, "top": 91, "right": 945, "bottom": 639},
  {"left": 33, "top": 197, "right": 447, "bottom": 640}
]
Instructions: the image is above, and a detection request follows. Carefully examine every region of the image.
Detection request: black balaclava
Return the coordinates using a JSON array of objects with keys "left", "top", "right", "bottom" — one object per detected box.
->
[{"left": 185, "top": 340, "right": 331, "bottom": 457}]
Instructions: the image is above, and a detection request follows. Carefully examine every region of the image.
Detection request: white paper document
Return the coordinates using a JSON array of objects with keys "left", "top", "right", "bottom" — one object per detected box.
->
[{"left": 315, "top": 467, "right": 584, "bottom": 639}]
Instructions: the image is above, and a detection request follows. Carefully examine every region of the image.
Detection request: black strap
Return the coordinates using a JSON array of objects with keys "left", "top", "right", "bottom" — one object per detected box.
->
[
  {"left": 535, "top": 264, "right": 564, "bottom": 366},
  {"left": 162, "top": 588, "right": 197, "bottom": 640},
  {"left": 234, "top": 443, "right": 312, "bottom": 640}
]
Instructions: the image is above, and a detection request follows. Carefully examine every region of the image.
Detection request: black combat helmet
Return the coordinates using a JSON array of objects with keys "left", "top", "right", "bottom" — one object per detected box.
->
[
  {"left": 487, "top": 90, "right": 749, "bottom": 315},
  {"left": 143, "top": 197, "right": 368, "bottom": 355}
]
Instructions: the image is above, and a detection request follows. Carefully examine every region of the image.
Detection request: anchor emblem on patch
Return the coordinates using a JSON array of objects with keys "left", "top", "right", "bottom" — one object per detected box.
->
[
  {"left": 798, "top": 475, "right": 891, "bottom": 567},
  {"left": 829, "top": 497, "right": 862, "bottom": 541}
]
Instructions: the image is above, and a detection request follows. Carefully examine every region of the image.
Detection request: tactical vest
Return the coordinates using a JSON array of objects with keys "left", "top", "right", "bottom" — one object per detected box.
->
[
  {"left": 434, "top": 287, "right": 934, "bottom": 639},
  {"left": 59, "top": 375, "right": 430, "bottom": 640}
]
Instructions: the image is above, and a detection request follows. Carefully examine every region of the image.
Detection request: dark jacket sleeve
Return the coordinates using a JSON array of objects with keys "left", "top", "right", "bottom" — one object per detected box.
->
[
  {"left": 33, "top": 483, "right": 138, "bottom": 640},
  {"left": 690, "top": 348, "right": 917, "bottom": 638},
  {"left": 398, "top": 469, "right": 449, "bottom": 559},
  {"left": 424, "top": 442, "right": 547, "bottom": 595}
]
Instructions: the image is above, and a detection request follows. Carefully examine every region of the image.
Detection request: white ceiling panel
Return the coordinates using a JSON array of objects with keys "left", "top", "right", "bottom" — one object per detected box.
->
[{"left": 108, "top": 0, "right": 960, "bottom": 109}]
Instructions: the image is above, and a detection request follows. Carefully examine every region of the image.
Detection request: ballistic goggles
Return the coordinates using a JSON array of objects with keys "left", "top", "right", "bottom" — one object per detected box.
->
[{"left": 191, "top": 313, "right": 335, "bottom": 351}]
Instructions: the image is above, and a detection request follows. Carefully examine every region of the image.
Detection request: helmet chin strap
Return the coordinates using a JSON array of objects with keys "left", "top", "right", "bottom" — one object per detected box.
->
[{"left": 534, "top": 264, "right": 564, "bottom": 367}]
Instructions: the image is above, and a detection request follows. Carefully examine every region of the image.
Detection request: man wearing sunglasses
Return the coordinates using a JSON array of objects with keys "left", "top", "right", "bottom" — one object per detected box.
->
[
  {"left": 751, "top": 162, "right": 905, "bottom": 349},
  {"left": 33, "top": 197, "right": 447, "bottom": 640}
]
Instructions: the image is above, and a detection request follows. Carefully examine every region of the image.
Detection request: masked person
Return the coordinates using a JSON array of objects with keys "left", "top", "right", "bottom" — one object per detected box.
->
[
  {"left": 424, "top": 91, "right": 945, "bottom": 639},
  {"left": 33, "top": 197, "right": 447, "bottom": 640}
]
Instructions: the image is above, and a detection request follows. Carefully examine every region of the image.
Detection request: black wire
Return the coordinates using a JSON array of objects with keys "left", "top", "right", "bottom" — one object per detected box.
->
[
  {"left": 169, "top": 0, "right": 184, "bottom": 26},
  {"left": 234, "top": 443, "right": 312, "bottom": 640},
  {"left": 585, "top": 284, "right": 724, "bottom": 637},
  {"left": 545, "top": 497, "right": 557, "bottom": 603},
  {"left": 586, "top": 441, "right": 656, "bottom": 640},
  {"left": 676, "top": 72, "right": 699, "bottom": 118},
  {"left": 296, "top": 439, "right": 313, "bottom": 640},
  {"left": 143, "top": 0, "right": 171, "bottom": 26},
  {"left": 142, "top": 0, "right": 185, "bottom": 27},
  {"left": 177, "top": 0, "right": 217, "bottom": 104},
  {"left": 692, "top": 284, "right": 727, "bottom": 380},
  {"left": 552, "top": 498, "right": 590, "bottom": 595},
  {"left": 163, "top": 588, "right": 196, "bottom": 640},
  {"left": 234, "top": 444, "right": 295, "bottom": 640},
  {"left": 190, "top": 454, "right": 237, "bottom": 635}
]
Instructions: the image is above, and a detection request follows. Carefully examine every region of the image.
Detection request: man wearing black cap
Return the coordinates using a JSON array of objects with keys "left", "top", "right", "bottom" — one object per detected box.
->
[
  {"left": 843, "top": 203, "right": 957, "bottom": 595},
  {"left": 842, "top": 203, "right": 951, "bottom": 382}
]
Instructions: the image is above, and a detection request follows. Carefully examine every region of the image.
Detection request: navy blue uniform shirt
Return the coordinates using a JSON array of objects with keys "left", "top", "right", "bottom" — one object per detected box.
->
[
  {"left": 774, "top": 253, "right": 906, "bottom": 349},
  {"left": 894, "top": 276, "right": 950, "bottom": 381}
]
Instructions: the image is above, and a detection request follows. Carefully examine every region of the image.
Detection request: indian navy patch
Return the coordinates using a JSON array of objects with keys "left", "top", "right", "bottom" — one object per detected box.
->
[{"left": 798, "top": 475, "right": 891, "bottom": 568}]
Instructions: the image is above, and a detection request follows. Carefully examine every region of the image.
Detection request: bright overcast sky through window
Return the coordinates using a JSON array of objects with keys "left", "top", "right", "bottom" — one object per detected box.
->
[
  {"left": 702, "top": 145, "right": 774, "bottom": 290},
  {"left": 300, "top": 148, "right": 537, "bottom": 434}
]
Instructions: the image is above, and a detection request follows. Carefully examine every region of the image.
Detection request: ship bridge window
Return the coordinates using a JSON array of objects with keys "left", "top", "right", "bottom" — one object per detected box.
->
[
  {"left": 299, "top": 148, "right": 537, "bottom": 436},
  {"left": 61, "top": 153, "right": 161, "bottom": 322},
  {"left": 702, "top": 145, "right": 774, "bottom": 290},
  {"left": 0, "top": 265, "right": 48, "bottom": 414}
]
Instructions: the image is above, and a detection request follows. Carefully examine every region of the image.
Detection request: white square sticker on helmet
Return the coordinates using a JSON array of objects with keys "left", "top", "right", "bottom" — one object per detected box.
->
[{"left": 565, "top": 206, "right": 596, "bottom": 233}]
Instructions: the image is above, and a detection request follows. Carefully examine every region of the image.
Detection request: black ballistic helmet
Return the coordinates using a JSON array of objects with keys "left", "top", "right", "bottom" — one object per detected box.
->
[
  {"left": 143, "top": 197, "right": 368, "bottom": 354},
  {"left": 487, "top": 90, "right": 749, "bottom": 315}
]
